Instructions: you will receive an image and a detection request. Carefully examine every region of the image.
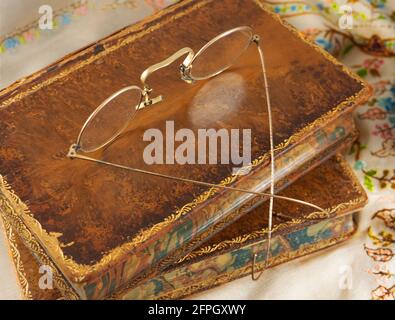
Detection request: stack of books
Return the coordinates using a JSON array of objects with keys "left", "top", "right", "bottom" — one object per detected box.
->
[{"left": 0, "top": 0, "right": 371, "bottom": 300}]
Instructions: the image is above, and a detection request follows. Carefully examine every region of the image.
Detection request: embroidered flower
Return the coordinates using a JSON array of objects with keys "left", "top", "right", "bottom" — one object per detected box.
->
[
  {"left": 371, "top": 285, "right": 395, "bottom": 300},
  {"left": 302, "top": 28, "right": 321, "bottom": 39},
  {"left": 373, "top": 209, "right": 395, "bottom": 230},
  {"left": 74, "top": 4, "right": 88, "bottom": 16},
  {"left": 354, "top": 58, "right": 385, "bottom": 77},
  {"left": 378, "top": 97, "right": 395, "bottom": 114},
  {"left": 62, "top": 13, "right": 72, "bottom": 25},
  {"left": 3, "top": 37, "right": 19, "bottom": 49},
  {"left": 372, "top": 138, "right": 395, "bottom": 158},
  {"left": 372, "top": 80, "right": 390, "bottom": 95},
  {"left": 315, "top": 38, "right": 333, "bottom": 51},
  {"left": 372, "top": 123, "right": 394, "bottom": 140},
  {"left": 364, "top": 245, "right": 394, "bottom": 262},
  {"left": 22, "top": 30, "right": 34, "bottom": 42},
  {"left": 369, "top": 0, "right": 386, "bottom": 9},
  {"left": 359, "top": 107, "right": 388, "bottom": 120}
]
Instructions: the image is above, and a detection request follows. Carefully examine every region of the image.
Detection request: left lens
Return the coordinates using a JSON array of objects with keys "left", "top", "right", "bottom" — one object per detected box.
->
[
  {"left": 189, "top": 27, "right": 253, "bottom": 80},
  {"left": 78, "top": 86, "right": 142, "bottom": 153}
]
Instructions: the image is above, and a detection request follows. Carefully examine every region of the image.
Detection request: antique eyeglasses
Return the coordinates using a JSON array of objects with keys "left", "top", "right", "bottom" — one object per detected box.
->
[{"left": 67, "top": 26, "right": 328, "bottom": 280}]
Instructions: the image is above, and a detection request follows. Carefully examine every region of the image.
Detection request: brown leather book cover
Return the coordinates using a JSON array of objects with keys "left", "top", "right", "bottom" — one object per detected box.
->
[
  {"left": 0, "top": 0, "right": 370, "bottom": 299},
  {"left": 2, "top": 155, "right": 367, "bottom": 300}
]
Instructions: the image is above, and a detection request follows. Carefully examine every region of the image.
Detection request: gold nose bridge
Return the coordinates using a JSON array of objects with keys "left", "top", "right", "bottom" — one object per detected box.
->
[{"left": 139, "top": 47, "right": 195, "bottom": 108}]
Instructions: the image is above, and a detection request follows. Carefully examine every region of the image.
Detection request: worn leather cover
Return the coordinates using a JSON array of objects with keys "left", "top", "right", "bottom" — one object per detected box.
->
[
  {"left": 0, "top": 0, "right": 371, "bottom": 299},
  {"left": 2, "top": 155, "right": 367, "bottom": 300}
]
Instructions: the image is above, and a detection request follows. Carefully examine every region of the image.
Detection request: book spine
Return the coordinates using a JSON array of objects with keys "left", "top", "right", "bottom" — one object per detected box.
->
[{"left": 119, "top": 214, "right": 356, "bottom": 300}]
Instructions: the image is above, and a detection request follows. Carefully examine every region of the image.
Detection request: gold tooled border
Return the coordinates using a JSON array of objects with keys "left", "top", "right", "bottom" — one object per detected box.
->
[
  {"left": 0, "top": 196, "right": 80, "bottom": 299},
  {"left": 0, "top": 0, "right": 372, "bottom": 285},
  {"left": 156, "top": 217, "right": 357, "bottom": 300},
  {"left": 0, "top": 216, "right": 32, "bottom": 300},
  {"left": 178, "top": 155, "right": 367, "bottom": 263},
  {"left": 2, "top": 211, "right": 355, "bottom": 300}
]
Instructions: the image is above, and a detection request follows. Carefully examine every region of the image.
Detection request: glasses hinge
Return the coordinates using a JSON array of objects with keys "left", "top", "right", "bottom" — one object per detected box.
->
[
  {"left": 252, "top": 34, "right": 261, "bottom": 44},
  {"left": 179, "top": 64, "right": 195, "bottom": 84},
  {"left": 67, "top": 144, "right": 79, "bottom": 159}
]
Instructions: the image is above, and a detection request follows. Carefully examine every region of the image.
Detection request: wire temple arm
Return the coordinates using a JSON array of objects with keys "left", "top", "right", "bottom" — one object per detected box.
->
[
  {"left": 140, "top": 47, "right": 195, "bottom": 88},
  {"left": 251, "top": 33, "right": 276, "bottom": 282},
  {"left": 67, "top": 146, "right": 328, "bottom": 214}
]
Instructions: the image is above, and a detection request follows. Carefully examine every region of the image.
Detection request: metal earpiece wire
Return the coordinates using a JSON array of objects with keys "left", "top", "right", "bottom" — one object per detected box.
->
[{"left": 251, "top": 35, "right": 275, "bottom": 281}]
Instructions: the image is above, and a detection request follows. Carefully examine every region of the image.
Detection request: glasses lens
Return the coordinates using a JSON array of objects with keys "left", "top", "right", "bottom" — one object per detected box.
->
[
  {"left": 78, "top": 86, "right": 142, "bottom": 152},
  {"left": 190, "top": 28, "right": 253, "bottom": 80}
]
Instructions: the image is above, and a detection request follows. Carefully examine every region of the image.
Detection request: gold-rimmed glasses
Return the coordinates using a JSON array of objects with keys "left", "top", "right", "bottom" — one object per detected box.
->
[
  {"left": 67, "top": 26, "right": 329, "bottom": 280},
  {"left": 70, "top": 26, "right": 257, "bottom": 153}
]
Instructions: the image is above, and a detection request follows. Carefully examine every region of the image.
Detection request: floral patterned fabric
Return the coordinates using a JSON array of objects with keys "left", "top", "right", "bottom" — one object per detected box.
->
[{"left": 0, "top": 0, "right": 394, "bottom": 299}]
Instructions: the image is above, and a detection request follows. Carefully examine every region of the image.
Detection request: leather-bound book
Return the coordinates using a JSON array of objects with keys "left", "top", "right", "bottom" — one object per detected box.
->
[
  {"left": 0, "top": 0, "right": 370, "bottom": 299},
  {"left": 2, "top": 155, "right": 367, "bottom": 299}
]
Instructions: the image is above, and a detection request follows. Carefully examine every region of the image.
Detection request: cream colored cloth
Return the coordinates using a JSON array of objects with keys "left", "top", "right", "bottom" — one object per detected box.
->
[
  {"left": 0, "top": 223, "right": 22, "bottom": 299},
  {"left": 0, "top": 0, "right": 394, "bottom": 300}
]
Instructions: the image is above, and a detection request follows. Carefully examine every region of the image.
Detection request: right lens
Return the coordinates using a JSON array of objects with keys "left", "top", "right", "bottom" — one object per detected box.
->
[
  {"left": 189, "top": 27, "right": 253, "bottom": 80},
  {"left": 78, "top": 86, "right": 142, "bottom": 153}
]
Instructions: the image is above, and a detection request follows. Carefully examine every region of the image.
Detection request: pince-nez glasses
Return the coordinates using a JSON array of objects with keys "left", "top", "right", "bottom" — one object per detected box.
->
[{"left": 67, "top": 26, "right": 329, "bottom": 280}]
